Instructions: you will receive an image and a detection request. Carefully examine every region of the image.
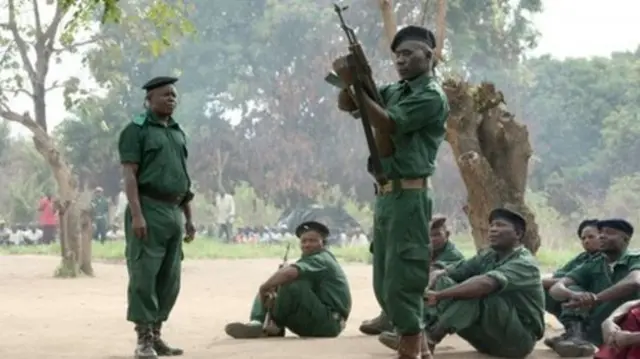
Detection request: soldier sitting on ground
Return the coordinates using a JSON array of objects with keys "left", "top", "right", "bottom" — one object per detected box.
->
[
  {"left": 224, "top": 221, "right": 352, "bottom": 339},
  {"left": 549, "top": 219, "right": 640, "bottom": 358},
  {"left": 377, "top": 215, "right": 466, "bottom": 350},
  {"left": 423, "top": 208, "right": 545, "bottom": 358},
  {"left": 542, "top": 218, "right": 600, "bottom": 354}
]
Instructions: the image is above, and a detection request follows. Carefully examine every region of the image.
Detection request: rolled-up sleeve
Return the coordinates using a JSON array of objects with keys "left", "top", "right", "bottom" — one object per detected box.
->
[
  {"left": 485, "top": 258, "right": 540, "bottom": 293},
  {"left": 387, "top": 89, "right": 444, "bottom": 135},
  {"left": 293, "top": 254, "right": 327, "bottom": 280},
  {"left": 118, "top": 124, "right": 142, "bottom": 164}
]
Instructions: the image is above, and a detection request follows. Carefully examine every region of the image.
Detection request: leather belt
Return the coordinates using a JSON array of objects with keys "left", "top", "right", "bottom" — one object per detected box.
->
[
  {"left": 374, "top": 178, "right": 431, "bottom": 196},
  {"left": 139, "top": 187, "right": 184, "bottom": 205}
]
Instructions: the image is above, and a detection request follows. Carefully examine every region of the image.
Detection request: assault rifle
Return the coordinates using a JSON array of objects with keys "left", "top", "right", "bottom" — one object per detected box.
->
[
  {"left": 325, "top": 3, "right": 389, "bottom": 186},
  {"left": 262, "top": 243, "right": 291, "bottom": 335}
]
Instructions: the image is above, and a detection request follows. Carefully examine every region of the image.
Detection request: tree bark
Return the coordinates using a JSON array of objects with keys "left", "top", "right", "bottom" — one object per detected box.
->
[{"left": 443, "top": 80, "right": 541, "bottom": 253}]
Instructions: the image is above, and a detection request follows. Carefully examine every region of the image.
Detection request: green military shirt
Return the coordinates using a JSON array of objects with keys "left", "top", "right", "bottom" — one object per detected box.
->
[
  {"left": 91, "top": 196, "right": 110, "bottom": 220},
  {"left": 432, "top": 241, "right": 465, "bottom": 269},
  {"left": 378, "top": 73, "right": 449, "bottom": 179},
  {"left": 293, "top": 249, "right": 352, "bottom": 320},
  {"left": 552, "top": 251, "right": 599, "bottom": 278},
  {"left": 565, "top": 251, "right": 640, "bottom": 345},
  {"left": 118, "top": 111, "right": 191, "bottom": 196},
  {"left": 446, "top": 246, "right": 545, "bottom": 339}
]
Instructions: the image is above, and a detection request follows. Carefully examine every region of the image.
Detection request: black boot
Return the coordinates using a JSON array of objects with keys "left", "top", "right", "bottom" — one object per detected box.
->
[
  {"left": 359, "top": 311, "right": 393, "bottom": 335},
  {"left": 135, "top": 324, "right": 158, "bottom": 359},
  {"left": 152, "top": 322, "right": 184, "bottom": 356},
  {"left": 553, "top": 322, "right": 595, "bottom": 357},
  {"left": 424, "top": 324, "right": 448, "bottom": 353}
]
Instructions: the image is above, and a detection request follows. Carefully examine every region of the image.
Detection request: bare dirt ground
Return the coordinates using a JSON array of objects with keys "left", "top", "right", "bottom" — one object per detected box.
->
[{"left": 0, "top": 255, "right": 583, "bottom": 358}]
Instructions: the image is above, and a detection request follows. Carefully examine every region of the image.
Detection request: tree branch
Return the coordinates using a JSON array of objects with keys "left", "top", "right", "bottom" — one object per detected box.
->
[
  {"left": 52, "top": 34, "right": 107, "bottom": 54},
  {"left": 3, "top": 88, "right": 35, "bottom": 99},
  {"left": 32, "top": 0, "right": 43, "bottom": 39},
  {"left": 43, "top": 0, "right": 65, "bottom": 52},
  {"left": 0, "top": 103, "right": 39, "bottom": 133},
  {"left": 6, "top": 0, "right": 37, "bottom": 84}
]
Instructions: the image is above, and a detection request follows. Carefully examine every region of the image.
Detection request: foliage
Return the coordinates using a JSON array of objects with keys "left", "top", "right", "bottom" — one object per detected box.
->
[
  {"left": 0, "top": 139, "right": 55, "bottom": 223},
  {"left": 62, "top": 0, "right": 543, "bottom": 209},
  {"left": 522, "top": 49, "right": 640, "bottom": 216}
]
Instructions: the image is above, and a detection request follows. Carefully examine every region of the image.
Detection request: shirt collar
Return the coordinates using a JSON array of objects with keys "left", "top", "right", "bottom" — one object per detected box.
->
[{"left": 399, "top": 73, "right": 432, "bottom": 91}]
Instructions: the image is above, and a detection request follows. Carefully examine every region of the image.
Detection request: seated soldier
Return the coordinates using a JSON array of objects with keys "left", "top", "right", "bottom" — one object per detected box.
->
[
  {"left": 596, "top": 299, "right": 640, "bottom": 359},
  {"left": 543, "top": 219, "right": 601, "bottom": 350},
  {"left": 377, "top": 215, "right": 465, "bottom": 350},
  {"left": 224, "top": 221, "right": 352, "bottom": 339},
  {"left": 549, "top": 219, "right": 639, "bottom": 358},
  {"left": 423, "top": 208, "right": 545, "bottom": 358}
]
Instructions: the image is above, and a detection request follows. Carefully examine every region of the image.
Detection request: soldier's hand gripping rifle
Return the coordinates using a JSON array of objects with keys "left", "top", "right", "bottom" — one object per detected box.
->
[
  {"left": 325, "top": 3, "right": 389, "bottom": 186},
  {"left": 262, "top": 243, "right": 291, "bottom": 335}
]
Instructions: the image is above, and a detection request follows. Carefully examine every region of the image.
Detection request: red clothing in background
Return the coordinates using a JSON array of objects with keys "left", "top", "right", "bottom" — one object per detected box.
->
[{"left": 38, "top": 197, "right": 57, "bottom": 226}]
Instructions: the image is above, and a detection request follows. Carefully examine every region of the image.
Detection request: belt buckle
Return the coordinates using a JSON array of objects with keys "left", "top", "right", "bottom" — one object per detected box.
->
[{"left": 379, "top": 182, "right": 393, "bottom": 195}]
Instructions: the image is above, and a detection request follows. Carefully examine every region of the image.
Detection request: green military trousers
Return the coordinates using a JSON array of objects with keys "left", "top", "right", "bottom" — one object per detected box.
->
[
  {"left": 372, "top": 186, "right": 432, "bottom": 335},
  {"left": 249, "top": 280, "right": 344, "bottom": 337},
  {"left": 427, "top": 276, "right": 536, "bottom": 358},
  {"left": 125, "top": 196, "right": 184, "bottom": 324}
]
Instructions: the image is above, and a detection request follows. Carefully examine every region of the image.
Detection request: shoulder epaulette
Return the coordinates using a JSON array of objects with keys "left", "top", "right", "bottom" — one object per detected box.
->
[{"left": 132, "top": 113, "right": 147, "bottom": 126}]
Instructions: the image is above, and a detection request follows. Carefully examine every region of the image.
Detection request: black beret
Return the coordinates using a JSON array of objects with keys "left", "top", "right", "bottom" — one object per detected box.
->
[
  {"left": 390, "top": 25, "right": 437, "bottom": 52},
  {"left": 488, "top": 207, "right": 527, "bottom": 234},
  {"left": 295, "top": 221, "right": 330, "bottom": 239},
  {"left": 142, "top": 76, "right": 178, "bottom": 92},
  {"left": 577, "top": 219, "right": 599, "bottom": 238},
  {"left": 597, "top": 219, "right": 634, "bottom": 237},
  {"left": 430, "top": 215, "right": 447, "bottom": 230}
]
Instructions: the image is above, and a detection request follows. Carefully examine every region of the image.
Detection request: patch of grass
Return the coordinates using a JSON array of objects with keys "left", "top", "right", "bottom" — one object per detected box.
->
[{"left": 0, "top": 234, "right": 581, "bottom": 270}]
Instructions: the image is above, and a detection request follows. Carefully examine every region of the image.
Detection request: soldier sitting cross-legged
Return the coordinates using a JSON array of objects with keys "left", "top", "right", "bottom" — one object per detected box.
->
[
  {"left": 224, "top": 221, "right": 352, "bottom": 339},
  {"left": 423, "top": 208, "right": 545, "bottom": 358}
]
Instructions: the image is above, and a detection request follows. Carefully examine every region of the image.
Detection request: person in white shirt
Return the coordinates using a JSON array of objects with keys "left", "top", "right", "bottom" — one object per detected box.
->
[
  {"left": 215, "top": 190, "right": 236, "bottom": 243},
  {"left": 8, "top": 225, "right": 24, "bottom": 245},
  {"left": 23, "top": 223, "right": 43, "bottom": 245},
  {"left": 114, "top": 179, "right": 128, "bottom": 225}
]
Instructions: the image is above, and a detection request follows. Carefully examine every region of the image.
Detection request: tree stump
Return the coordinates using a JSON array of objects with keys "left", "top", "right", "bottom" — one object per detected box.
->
[{"left": 443, "top": 79, "right": 541, "bottom": 254}]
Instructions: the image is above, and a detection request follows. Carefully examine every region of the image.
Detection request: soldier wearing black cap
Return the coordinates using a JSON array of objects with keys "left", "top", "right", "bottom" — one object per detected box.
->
[
  {"left": 550, "top": 218, "right": 640, "bottom": 357},
  {"left": 421, "top": 207, "right": 544, "bottom": 358},
  {"left": 224, "top": 221, "right": 352, "bottom": 340},
  {"left": 118, "top": 76, "right": 195, "bottom": 359},
  {"left": 334, "top": 23, "right": 449, "bottom": 359},
  {"left": 543, "top": 219, "right": 600, "bottom": 352}
]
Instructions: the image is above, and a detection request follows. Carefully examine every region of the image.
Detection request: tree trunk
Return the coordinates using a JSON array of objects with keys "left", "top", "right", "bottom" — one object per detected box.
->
[
  {"left": 32, "top": 133, "right": 93, "bottom": 277},
  {"left": 443, "top": 80, "right": 541, "bottom": 253}
]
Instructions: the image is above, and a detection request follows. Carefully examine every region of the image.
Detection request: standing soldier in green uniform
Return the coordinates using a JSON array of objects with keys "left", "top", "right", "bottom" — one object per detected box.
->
[
  {"left": 423, "top": 208, "right": 545, "bottom": 358},
  {"left": 118, "top": 76, "right": 196, "bottom": 359},
  {"left": 377, "top": 215, "right": 465, "bottom": 350},
  {"left": 549, "top": 219, "right": 639, "bottom": 358},
  {"left": 224, "top": 221, "right": 352, "bottom": 339},
  {"left": 335, "top": 25, "right": 448, "bottom": 359},
  {"left": 543, "top": 219, "right": 600, "bottom": 351},
  {"left": 91, "top": 186, "right": 110, "bottom": 243}
]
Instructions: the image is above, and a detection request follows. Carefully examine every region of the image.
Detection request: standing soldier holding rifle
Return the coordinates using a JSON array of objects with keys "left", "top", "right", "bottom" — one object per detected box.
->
[{"left": 332, "top": 16, "right": 449, "bottom": 359}]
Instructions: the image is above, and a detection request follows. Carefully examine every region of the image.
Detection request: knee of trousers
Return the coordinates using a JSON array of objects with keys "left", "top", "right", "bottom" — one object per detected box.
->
[{"left": 128, "top": 256, "right": 163, "bottom": 297}]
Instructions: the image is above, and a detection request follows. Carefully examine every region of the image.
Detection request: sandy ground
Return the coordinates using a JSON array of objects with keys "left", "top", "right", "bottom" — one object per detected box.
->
[{"left": 0, "top": 255, "right": 586, "bottom": 359}]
